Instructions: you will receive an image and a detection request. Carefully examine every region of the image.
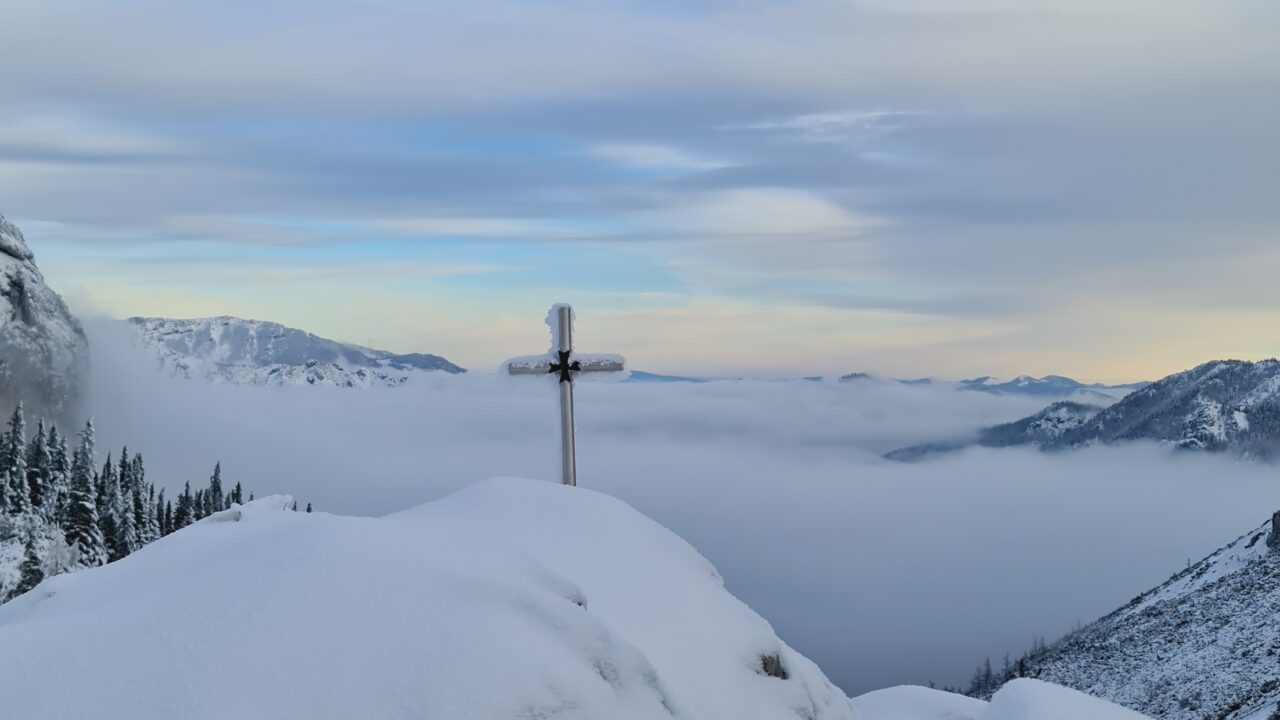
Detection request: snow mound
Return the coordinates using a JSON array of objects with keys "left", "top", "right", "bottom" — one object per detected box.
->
[
  {"left": 853, "top": 681, "right": 1153, "bottom": 720},
  {"left": 0, "top": 478, "right": 851, "bottom": 720},
  {"left": 986, "top": 680, "right": 1152, "bottom": 720},
  {"left": 852, "top": 685, "right": 987, "bottom": 720}
]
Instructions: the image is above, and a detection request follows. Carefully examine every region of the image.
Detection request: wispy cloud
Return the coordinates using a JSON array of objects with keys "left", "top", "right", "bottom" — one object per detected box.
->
[
  {"left": 723, "top": 110, "right": 929, "bottom": 143},
  {"left": 588, "top": 143, "right": 732, "bottom": 172}
]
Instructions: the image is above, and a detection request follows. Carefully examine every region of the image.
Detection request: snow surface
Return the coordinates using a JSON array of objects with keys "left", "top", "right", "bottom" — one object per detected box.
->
[
  {"left": 0, "top": 478, "right": 852, "bottom": 720},
  {"left": 986, "top": 680, "right": 1151, "bottom": 720},
  {"left": 851, "top": 681, "right": 1151, "bottom": 720},
  {"left": 852, "top": 685, "right": 987, "bottom": 720},
  {"left": 0, "top": 476, "right": 1156, "bottom": 719}
]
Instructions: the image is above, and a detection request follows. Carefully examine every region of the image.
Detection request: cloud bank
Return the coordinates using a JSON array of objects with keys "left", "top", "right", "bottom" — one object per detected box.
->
[{"left": 82, "top": 321, "right": 1280, "bottom": 693}]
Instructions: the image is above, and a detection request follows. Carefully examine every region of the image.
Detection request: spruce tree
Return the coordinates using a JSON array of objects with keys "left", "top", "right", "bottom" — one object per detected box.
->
[
  {"left": 139, "top": 484, "right": 159, "bottom": 545},
  {"left": 98, "top": 455, "right": 122, "bottom": 560},
  {"left": 11, "top": 532, "right": 45, "bottom": 600},
  {"left": 174, "top": 481, "right": 194, "bottom": 529},
  {"left": 64, "top": 420, "right": 106, "bottom": 568},
  {"left": 131, "top": 455, "right": 147, "bottom": 529},
  {"left": 163, "top": 499, "right": 174, "bottom": 536},
  {"left": 207, "top": 462, "right": 223, "bottom": 516},
  {"left": 107, "top": 455, "right": 137, "bottom": 559},
  {"left": 25, "top": 419, "right": 48, "bottom": 510},
  {"left": 4, "top": 404, "right": 29, "bottom": 513},
  {"left": 45, "top": 425, "right": 69, "bottom": 524}
]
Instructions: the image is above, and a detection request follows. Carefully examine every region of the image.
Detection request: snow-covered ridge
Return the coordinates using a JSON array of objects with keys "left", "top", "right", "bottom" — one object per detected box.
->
[
  {"left": 889, "top": 359, "right": 1280, "bottom": 461},
  {"left": 127, "top": 315, "right": 464, "bottom": 387},
  {"left": 0, "top": 478, "right": 851, "bottom": 720}
]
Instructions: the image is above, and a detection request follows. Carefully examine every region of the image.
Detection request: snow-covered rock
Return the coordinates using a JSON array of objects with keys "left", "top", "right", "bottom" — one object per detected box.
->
[
  {"left": 0, "top": 213, "right": 88, "bottom": 420},
  {"left": 127, "top": 315, "right": 464, "bottom": 387},
  {"left": 0, "top": 478, "right": 852, "bottom": 720}
]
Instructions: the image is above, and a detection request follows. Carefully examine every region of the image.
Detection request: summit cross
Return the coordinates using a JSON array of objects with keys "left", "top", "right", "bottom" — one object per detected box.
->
[{"left": 507, "top": 304, "right": 625, "bottom": 486}]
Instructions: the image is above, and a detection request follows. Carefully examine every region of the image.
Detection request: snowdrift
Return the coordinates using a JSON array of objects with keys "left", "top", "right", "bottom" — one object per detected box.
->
[
  {"left": 851, "top": 680, "right": 1151, "bottom": 720},
  {"left": 0, "top": 479, "right": 851, "bottom": 719}
]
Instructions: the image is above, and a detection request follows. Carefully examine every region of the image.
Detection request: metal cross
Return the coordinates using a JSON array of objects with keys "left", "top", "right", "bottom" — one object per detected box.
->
[{"left": 507, "top": 304, "right": 625, "bottom": 486}]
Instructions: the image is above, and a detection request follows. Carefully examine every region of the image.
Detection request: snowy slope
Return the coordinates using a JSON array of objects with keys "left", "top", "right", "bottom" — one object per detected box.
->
[
  {"left": 0, "top": 479, "right": 851, "bottom": 720},
  {"left": 127, "top": 315, "right": 463, "bottom": 387},
  {"left": 982, "top": 513, "right": 1280, "bottom": 719},
  {"left": 0, "top": 213, "right": 88, "bottom": 420}
]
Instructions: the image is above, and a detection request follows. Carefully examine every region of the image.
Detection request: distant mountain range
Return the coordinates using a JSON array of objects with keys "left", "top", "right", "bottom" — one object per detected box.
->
[
  {"left": 128, "top": 316, "right": 464, "bottom": 388},
  {"left": 840, "top": 372, "right": 1146, "bottom": 400},
  {"left": 889, "top": 359, "right": 1280, "bottom": 461},
  {"left": 972, "top": 510, "right": 1280, "bottom": 719}
]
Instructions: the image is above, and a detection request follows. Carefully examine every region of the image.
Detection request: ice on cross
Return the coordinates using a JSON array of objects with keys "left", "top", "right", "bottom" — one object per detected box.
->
[{"left": 505, "top": 304, "right": 626, "bottom": 486}]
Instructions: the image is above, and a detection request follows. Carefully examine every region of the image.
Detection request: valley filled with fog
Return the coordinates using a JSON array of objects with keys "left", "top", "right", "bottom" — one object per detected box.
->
[{"left": 84, "top": 320, "right": 1280, "bottom": 693}]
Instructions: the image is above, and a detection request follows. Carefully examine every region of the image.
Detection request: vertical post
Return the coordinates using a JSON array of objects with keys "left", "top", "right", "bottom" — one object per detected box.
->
[{"left": 557, "top": 306, "right": 577, "bottom": 486}]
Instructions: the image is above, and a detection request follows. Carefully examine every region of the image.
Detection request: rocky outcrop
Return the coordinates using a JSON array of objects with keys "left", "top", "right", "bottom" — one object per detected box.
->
[{"left": 0, "top": 214, "right": 88, "bottom": 421}]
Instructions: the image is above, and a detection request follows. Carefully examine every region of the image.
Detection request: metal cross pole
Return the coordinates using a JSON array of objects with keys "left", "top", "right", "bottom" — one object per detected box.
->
[{"left": 507, "top": 305, "right": 625, "bottom": 486}]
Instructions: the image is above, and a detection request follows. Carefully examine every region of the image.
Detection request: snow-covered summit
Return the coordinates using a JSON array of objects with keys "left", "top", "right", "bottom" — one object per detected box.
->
[
  {"left": 0, "top": 475, "right": 1159, "bottom": 719},
  {"left": 127, "top": 315, "right": 464, "bottom": 388},
  {"left": 0, "top": 477, "right": 852, "bottom": 720},
  {"left": 0, "top": 212, "right": 88, "bottom": 420}
]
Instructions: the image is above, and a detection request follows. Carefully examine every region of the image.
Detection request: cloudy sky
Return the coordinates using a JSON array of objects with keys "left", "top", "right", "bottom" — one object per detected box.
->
[{"left": 2, "top": 0, "right": 1277, "bottom": 380}]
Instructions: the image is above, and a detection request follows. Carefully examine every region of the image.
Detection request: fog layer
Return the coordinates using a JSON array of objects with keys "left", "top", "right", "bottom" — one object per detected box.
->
[{"left": 84, "top": 321, "right": 1280, "bottom": 693}]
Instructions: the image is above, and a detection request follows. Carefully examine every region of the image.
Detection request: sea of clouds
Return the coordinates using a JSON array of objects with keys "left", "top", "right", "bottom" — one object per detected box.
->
[{"left": 83, "top": 320, "right": 1280, "bottom": 693}]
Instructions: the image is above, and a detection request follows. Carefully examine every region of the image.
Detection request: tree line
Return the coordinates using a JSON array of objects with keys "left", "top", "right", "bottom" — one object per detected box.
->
[{"left": 1, "top": 402, "right": 308, "bottom": 602}]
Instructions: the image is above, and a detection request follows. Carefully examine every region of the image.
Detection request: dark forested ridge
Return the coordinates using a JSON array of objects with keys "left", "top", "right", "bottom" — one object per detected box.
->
[{"left": 0, "top": 402, "right": 306, "bottom": 602}]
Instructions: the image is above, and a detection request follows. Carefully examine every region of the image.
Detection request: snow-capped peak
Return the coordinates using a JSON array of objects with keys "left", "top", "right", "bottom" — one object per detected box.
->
[{"left": 126, "top": 315, "right": 464, "bottom": 388}]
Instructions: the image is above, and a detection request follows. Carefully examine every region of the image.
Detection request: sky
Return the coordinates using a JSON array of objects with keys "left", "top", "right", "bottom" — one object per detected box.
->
[{"left": 2, "top": 0, "right": 1279, "bottom": 380}]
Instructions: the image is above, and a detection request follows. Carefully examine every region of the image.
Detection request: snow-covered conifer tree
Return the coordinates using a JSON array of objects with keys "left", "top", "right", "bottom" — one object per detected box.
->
[
  {"left": 174, "top": 482, "right": 194, "bottom": 529},
  {"left": 64, "top": 420, "right": 106, "bottom": 568},
  {"left": 25, "top": 419, "right": 48, "bottom": 510},
  {"left": 206, "top": 462, "right": 223, "bottom": 516},
  {"left": 44, "top": 425, "right": 69, "bottom": 524},
  {"left": 10, "top": 532, "right": 45, "bottom": 600},
  {"left": 4, "top": 404, "right": 29, "bottom": 513}
]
